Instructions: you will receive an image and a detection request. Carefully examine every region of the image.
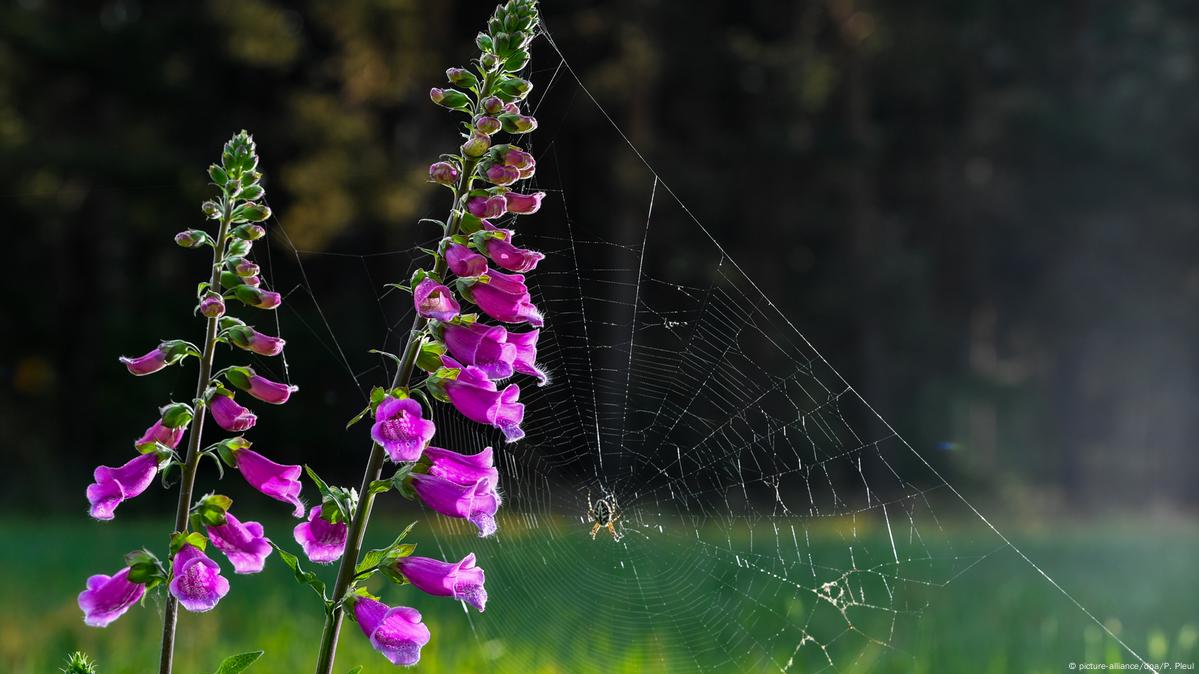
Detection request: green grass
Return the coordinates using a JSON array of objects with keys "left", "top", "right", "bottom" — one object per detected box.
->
[{"left": 4, "top": 515, "right": 1196, "bottom": 673}]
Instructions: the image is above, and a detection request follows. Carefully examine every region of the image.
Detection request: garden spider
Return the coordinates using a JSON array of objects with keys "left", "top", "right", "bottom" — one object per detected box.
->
[{"left": 586, "top": 490, "right": 623, "bottom": 542}]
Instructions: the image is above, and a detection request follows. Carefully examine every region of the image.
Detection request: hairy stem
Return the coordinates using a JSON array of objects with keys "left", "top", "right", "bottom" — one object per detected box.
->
[
  {"left": 313, "top": 155, "right": 478, "bottom": 673},
  {"left": 158, "top": 202, "right": 233, "bottom": 674}
]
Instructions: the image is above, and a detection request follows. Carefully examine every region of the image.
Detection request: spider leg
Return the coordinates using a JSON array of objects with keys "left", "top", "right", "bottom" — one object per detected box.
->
[{"left": 590, "top": 522, "right": 601, "bottom": 540}]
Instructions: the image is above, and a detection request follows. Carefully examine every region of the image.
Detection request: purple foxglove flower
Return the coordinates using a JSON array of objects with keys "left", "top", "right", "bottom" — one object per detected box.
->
[
  {"left": 353, "top": 597, "right": 430, "bottom": 666},
  {"left": 424, "top": 446, "right": 499, "bottom": 490},
  {"left": 442, "top": 322, "right": 516, "bottom": 379},
  {"left": 414, "top": 277, "right": 460, "bottom": 322},
  {"left": 234, "top": 285, "right": 281, "bottom": 310},
  {"left": 231, "top": 371, "right": 297, "bottom": 405},
  {"left": 86, "top": 453, "right": 160, "bottom": 520},
  {"left": 411, "top": 473, "right": 500, "bottom": 537},
  {"left": 293, "top": 506, "right": 348, "bottom": 564},
  {"left": 227, "top": 325, "right": 286, "bottom": 356},
  {"left": 119, "top": 346, "right": 168, "bottom": 376},
  {"left": 241, "top": 275, "right": 262, "bottom": 287},
  {"left": 199, "top": 291, "right": 226, "bottom": 318},
  {"left": 396, "top": 553, "right": 487, "bottom": 612},
  {"left": 428, "top": 161, "right": 459, "bottom": 186},
  {"left": 467, "top": 194, "right": 507, "bottom": 219},
  {"left": 484, "top": 164, "right": 521, "bottom": 186},
  {"left": 207, "top": 512, "right": 272, "bottom": 574},
  {"left": 135, "top": 418, "right": 186, "bottom": 449},
  {"left": 507, "top": 329, "right": 548, "bottom": 385},
  {"left": 499, "top": 147, "right": 535, "bottom": 170},
  {"left": 169, "top": 544, "right": 230, "bottom": 613},
  {"left": 78, "top": 566, "right": 145, "bottom": 627},
  {"left": 468, "top": 269, "right": 543, "bottom": 327},
  {"left": 504, "top": 191, "right": 544, "bottom": 215},
  {"left": 370, "top": 397, "right": 436, "bottom": 462},
  {"left": 440, "top": 356, "right": 525, "bottom": 442},
  {"left": 210, "top": 394, "right": 257, "bottom": 432},
  {"left": 482, "top": 227, "right": 544, "bottom": 273},
  {"left": 234, "top": 447, "right": 305, "bottom": 516},
  {"left": 445, "top": 243, "right": 488, "bottom": 278}
]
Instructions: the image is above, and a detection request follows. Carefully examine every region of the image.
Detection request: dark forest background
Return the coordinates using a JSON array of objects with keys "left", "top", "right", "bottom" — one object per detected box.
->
[{"left": 2, "top": 0, "right": 1196, "bottom": 515}]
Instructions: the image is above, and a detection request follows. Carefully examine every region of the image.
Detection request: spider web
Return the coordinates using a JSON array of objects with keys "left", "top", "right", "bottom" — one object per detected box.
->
[{"left": 259, "top": 25, "right": 1154, "bottom": 673}]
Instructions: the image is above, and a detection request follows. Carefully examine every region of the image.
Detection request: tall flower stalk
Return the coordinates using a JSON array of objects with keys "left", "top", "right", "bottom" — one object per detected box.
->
[
  {"left": 77, "top": 131, "right": 304, "bottom": 674},
  {"left": 299, "top": 1, "right": 547, "bottom": 671}
]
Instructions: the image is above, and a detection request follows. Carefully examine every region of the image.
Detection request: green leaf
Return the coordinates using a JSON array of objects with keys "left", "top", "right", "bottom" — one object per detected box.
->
[
  {"left": 170, "top": 531, "right": 208, "bottom": 554},
  {"left": 433, "top": 366, "right": 461, "bottom": 381},
  {"left": 213, "top": 650, "right": 264, "bottom": 674},
  {"left": 208, "top": 164, "right": 228, "bottom": 186},
  {"left": 345, "top": 667, "right": 363, "bottom": 674},
  {"left": 367, "top": 349, "right": 403, "bottom": 367},
  {"left": 239, "top": 184, "right": 265, "bottom": 201},
  {"left": 227, "top": 238, "right": 253, "bottom": 258},
  {"left": 415, "top": 340, "right": 447, "bottom": 372},
  {"left": 368, "top": 463, "right": 414, "bottom": 496},
  {"left": 458, "top": 213, "right": 484, "bottom": 235},
  {"left": 354, "top": 521, "right": 418, "bottom": 577},
  {"left": 504, "top": 49, "right": 530, "bottom": 72},
  {"left": 345, "top": 404, "right": 371, "bottom": 430},
  {"left": 304, "top": 465, "right": 333, "bottom": 500},
  {"left": 232, "top": 203, "right": 271, "bottom": 223},
  {"left": 272, "top": 543, "right": 327, "bottom": 600}
]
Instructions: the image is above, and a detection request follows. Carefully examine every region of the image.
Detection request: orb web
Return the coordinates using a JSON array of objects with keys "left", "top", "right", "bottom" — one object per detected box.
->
[{"left": 259, "top": 24, "right": 1153, "bottom": 673}]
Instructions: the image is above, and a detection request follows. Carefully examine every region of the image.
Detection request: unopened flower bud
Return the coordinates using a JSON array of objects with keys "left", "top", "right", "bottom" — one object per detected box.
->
[
  {"left": 428, "top": 161, "right": 459, "bottom": 187},
  {"left": 220, "top": 270, "right": 242, "bottom": 289},
  {"left": 204, "top": 296, "right": 230, "bottom": 323},
  {"left": 430, "top": 87, "right": 470, "bottom": 110},
  {"left": 242, "top": 275, "right": 261, "bottom": 288},
  {"left": 484, "top": 164, "right": 521, "bottom": 186},
  {"left": 445, "top": 67, "right": 479, "bottom": 90},
  {"left": 226, "top": 325, "right": 286, "bottom": 357},
  {"left": 228, "top": 239, "right": 253, "bottom": 258},
  {"left": 160, "top": 401, "right": 195, "bottom": 429},
  {"left": 175, "top": 230, "right": 209, "bottom": 248},
  {"left": 497, "top": 77, "right": 532, "bottom": 101},
  {"left": 480, "top": 53, "right": 500, "bottom": 72},
  {"left": 499, "top": 114, "right": 537, "bottom": 134},
  {"left": 501, "top": 102, "right": 519, "bottom": 115},
  {"left": 482, "top": 96, "right": 504, "bottom": 114},
  {"left": 235, "top": 259, "right": 260, "bottom": 277},
  {"left": 232, "top": 224, "right": 266, "bottom": 241},
  {"left": 467, "top": 195, "right": 507, "bottom": 219},
  {"left": 475, "top": 116, "right": 501, "bottom": 136},
  {"left": 461, "top": 133, "right": 491, "bottom": 158},
  {"left": 234, "top": 285, "right": 281, "bottom": 310},
  {"left": 499, "top": 147, "right": 534, "bottom": 169},
  {"left": 201, "top": 200, "right": 221, "bottom": 219}
]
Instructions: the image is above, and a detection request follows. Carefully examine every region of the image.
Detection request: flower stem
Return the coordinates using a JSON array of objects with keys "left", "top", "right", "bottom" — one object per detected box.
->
[
  {"left": 313, "top": 157, "right": 478, "bottom": 674},
  {"left": 158, "top": 201, "right": 233, "bottom": 674}
]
